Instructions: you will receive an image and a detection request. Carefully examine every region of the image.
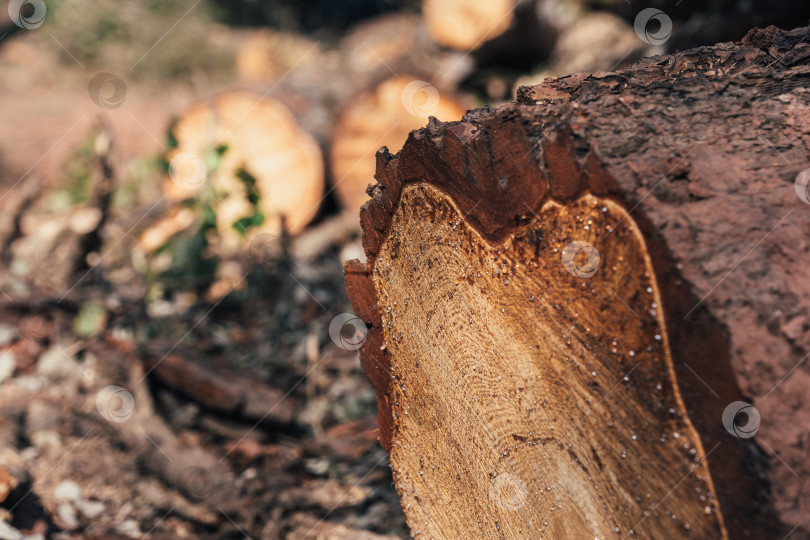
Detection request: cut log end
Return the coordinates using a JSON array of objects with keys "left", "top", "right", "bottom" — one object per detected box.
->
[
  {"left": 345, "top": 24, "right": 809, "bottom": 540},
  {"left": 360, "top": 184, "right": 725, "bottom": 538},
  {"left": 422, "top": 0, "right": 514, "bottom": 51},
  {"left": 163, "top": 91, "right": 324, "bottom": 242}
]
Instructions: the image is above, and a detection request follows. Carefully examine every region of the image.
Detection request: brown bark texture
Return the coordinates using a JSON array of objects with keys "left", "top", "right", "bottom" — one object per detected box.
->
[{"left": 344, "top": 25, "right": 810, "bottom": 539}]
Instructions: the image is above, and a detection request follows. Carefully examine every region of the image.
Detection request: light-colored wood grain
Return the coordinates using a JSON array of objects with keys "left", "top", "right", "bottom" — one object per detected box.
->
[
  {"left": 371, "top": 183, "right": 726, "bottom": 539},
  {"left": 422, "top": 0, "right": 514, "bottom": 51},
  {"left": 235, "top": 29, "right": 321, "bottom": 83},
  {"left": 164, "top": 91, "right": 324, "bottom": 243},
  {"left": 330, "top": 77, "right": 465, "bottom": 214}
]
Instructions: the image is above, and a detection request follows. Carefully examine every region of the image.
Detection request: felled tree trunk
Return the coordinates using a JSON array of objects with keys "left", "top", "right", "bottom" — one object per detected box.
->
[{"left": 345, "top": 25, "right": 810, "bottom": 539}]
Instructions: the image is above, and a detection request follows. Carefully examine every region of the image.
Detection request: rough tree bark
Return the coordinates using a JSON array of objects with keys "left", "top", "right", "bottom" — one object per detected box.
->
[{"left": 345, "top": 25, "right": 810, "bottom": 539}]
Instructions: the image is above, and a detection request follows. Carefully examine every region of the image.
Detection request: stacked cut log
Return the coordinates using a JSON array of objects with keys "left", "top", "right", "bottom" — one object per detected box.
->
[
  {"left": 421, "top": 0, "right": 575, "bottom": 72},
  {"left": 235, "top": 29, "right": 322, "bottom": 84},
  {"left": 339, "top": 13, "right": 474, "bottom": 90},
  {"left": 345, "top": 25, "right": 810, "bottom": 539},
  {"left": 330, "top": 76, "right": 467, "bottom": 214},
  {"left": 161, "top": 91, "right": 324, "bottom": 245},
  {"left": 422, "top": 0, "right": 516, "bottom": 51}
]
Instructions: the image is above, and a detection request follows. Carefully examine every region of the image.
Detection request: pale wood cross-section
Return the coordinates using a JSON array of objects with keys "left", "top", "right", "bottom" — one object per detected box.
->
[
  {"left": 422, "top": 0, "right": 514, "bottom": 51},
  {"left": 164, "top": 91, "right": 324, "bottom": 242},
  {"left": 371, "top": 184, "right": 723, "bottom": 539}
]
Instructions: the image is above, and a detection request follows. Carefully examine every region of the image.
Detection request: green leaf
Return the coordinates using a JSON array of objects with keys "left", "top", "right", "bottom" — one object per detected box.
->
[{"left": 74, "top": 300, "right": 108, "bottom": 338}]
